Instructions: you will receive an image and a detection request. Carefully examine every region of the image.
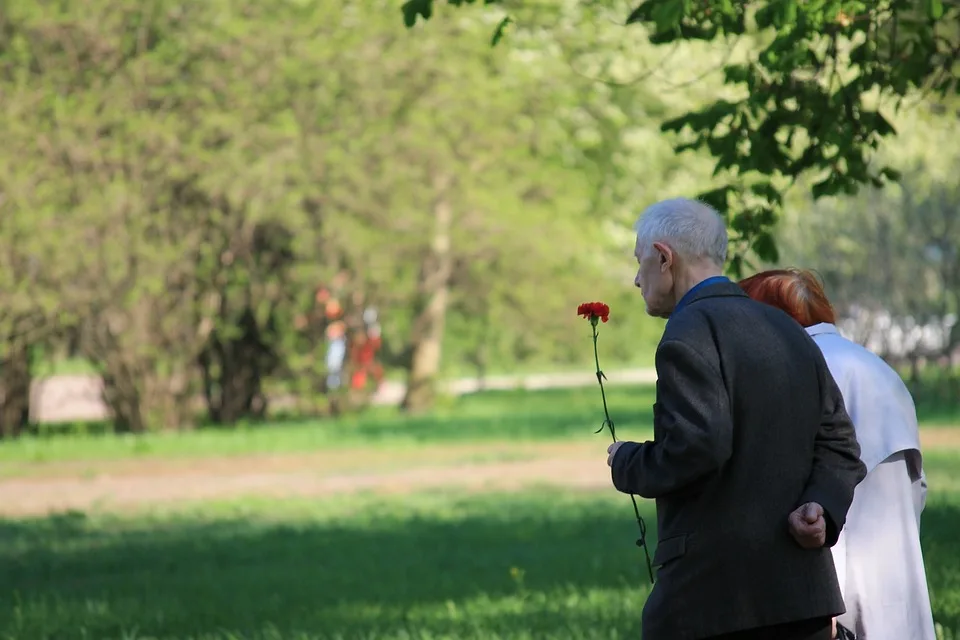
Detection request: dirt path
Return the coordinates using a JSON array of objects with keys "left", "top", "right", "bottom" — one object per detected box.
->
[
  {"left": 3, "top": 429, "right": 958, "bottom": 518},
  {"left": 0, "top": 441, "right": 611, "bottom": 517}
]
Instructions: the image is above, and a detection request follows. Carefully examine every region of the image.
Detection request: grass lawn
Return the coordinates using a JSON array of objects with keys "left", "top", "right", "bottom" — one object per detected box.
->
[
  {"left": 3, "top": 383, "right": 956, "bottom": 467},
  {"left": 1, "top": 386, "right": 959, "bottom": 639},
  {"left": 1, "top": 453, "right": 959, "bottom": 640},
  {"left": 0, "top": 386, "right": 659, "bottom": 467}
]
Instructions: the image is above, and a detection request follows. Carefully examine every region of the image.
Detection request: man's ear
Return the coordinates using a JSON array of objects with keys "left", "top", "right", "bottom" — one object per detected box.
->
[{"left": 652, "top": 241, "right": 673, "bottom": 271}]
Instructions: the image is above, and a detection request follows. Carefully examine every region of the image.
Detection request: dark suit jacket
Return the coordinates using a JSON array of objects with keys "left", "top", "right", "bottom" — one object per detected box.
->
[{"left": 611, "top": 281, "right": 867, "bottom": 640}]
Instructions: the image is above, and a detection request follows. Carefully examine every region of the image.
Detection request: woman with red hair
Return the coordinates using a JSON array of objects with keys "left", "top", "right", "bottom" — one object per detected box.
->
[{"left": 739, "top": 269, "right": 936, "bottom": 640}]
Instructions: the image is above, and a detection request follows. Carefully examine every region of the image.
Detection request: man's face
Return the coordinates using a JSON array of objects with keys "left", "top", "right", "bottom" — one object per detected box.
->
[{"left": 634, "top": 238, "right": 675, "bottom": 319}]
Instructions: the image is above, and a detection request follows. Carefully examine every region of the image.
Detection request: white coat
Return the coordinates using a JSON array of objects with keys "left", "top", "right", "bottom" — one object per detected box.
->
[{"left": 807, "top": 322, "right": 937, "bottom": 640}]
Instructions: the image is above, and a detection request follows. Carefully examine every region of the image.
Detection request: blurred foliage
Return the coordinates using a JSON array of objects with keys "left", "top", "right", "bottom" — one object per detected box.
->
[
  {"left": 405, "top": 0, "right": 960, "bottom": 275},
  {"left": 2, "top": 0, "right": 958, "bottom": 435},
  {"left": 0, "top": 0, "right": 684, "bottom": 434},
  {"left": 775, "top": 100, "right": 960, "bottom": 409}
]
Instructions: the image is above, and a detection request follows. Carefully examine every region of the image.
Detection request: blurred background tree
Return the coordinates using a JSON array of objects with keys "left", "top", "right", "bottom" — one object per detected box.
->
[{"left": 0, "top": 0, "right": 958, "bottom": 435}]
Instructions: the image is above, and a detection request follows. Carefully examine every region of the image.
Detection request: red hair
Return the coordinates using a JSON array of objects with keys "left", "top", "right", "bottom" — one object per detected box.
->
[{"left": 738, "top": 268, "right": 836, "bottom": 327}]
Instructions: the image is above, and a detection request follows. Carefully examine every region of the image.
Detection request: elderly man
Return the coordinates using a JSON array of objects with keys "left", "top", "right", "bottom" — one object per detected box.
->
[{"left": 607, "top": 198, "right": 866, "bottom": 640}]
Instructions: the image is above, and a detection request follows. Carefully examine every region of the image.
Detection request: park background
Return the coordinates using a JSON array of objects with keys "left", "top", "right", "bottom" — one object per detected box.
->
[{"left": 1, "top": 0, "right": 959, "bottom": 638}]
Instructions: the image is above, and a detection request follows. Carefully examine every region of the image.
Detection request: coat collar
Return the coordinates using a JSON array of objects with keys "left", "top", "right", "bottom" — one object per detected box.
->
[{"left": 676, "top": 279, "right": 749, "bottom": 310}]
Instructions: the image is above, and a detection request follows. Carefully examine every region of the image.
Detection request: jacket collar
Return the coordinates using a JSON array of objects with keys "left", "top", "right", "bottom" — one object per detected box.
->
[{"left": 676, "top": 279, "right": 748, "bottom": 311}]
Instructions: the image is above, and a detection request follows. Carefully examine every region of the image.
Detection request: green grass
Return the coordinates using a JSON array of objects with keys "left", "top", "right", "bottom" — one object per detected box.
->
[
  {"left": 1, "top": 384, "right": 958, "bottom": 639},
  {"left": 0, "top": 492, "right": 649, "bottom": 640},
  {"left": 915, "top": 404, "right": 960, "bottom": 427},
  {"left": 0, "top": 386, "right": 658, "bottom": 465},
  {"left": 31, "top": 358, "right": 100, "bottom": 377},
  {"left": 4, "top": 382, "right": 957, "bottom": 468},
  {"left": 434, "top": 355, "right": 657, "bottom": 381},
  {"left": 2, "top": 452, "right": 960, "bottom": 639}
]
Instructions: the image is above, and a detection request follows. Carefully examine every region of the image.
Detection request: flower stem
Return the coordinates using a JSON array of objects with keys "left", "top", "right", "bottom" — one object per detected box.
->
[
  {"left": 592, "top": 320, "right": 654, "bottom": 584},
  {"left": 592, "top": 324, "right": 616, "bottom": 442}
]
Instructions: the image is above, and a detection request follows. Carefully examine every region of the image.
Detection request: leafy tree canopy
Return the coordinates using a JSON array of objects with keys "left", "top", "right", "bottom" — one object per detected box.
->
[{"left": 402, "top": 0, "right": 960, "bottom": 274}]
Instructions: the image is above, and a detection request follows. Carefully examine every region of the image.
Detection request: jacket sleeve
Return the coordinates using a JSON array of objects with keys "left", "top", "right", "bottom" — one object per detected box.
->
[
  {"left": 611, "top": 339, "right": 733, "bottom": 499},
  {"left": 797, "top": 358, "right": 867, "bottom": 546}
]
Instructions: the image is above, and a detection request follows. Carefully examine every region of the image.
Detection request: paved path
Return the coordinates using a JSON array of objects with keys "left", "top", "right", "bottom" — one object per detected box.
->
[{"left": 29, "top": 368, "right": 658, "bottom": 423}]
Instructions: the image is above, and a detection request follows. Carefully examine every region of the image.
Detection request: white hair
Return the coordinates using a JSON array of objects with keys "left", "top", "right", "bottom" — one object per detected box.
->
[{"left": 633, "top": 197, "right": 728, "bottom": 265}]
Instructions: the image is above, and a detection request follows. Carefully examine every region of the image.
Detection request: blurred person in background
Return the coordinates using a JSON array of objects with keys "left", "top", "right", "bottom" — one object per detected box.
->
[
  {"left": 739, "top": 268, "right": 936, "bottom": 640},
  {"left": 349, "top": 307, "right": 383, "bottom": 393},
  {"left": 323, "top": 296, "right": 347, "bottom": 391}
]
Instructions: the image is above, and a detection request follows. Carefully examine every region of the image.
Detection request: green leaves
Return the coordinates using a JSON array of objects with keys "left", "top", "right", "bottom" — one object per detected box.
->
[
  {"left": 751, "top": 231, "right": 779, "bottom": 264},
  {"left": 650, "top": 1, "right": 959, "bottom": 259},
  {"left": 754, "top": 0, "right": 800, "bottom": 30},
  {"left": 402, "top": 0, "right": 432, "bottom": 27},
  {"left": 926, "top": 0, "right": 945, "bottom": 20},
  {"left": 626, "top": 0, "right": 688, "bottom": 36},
  {"left": 627, "top": 0, "right": 745, "bottom": 41},
  {"left": 402, "top": 0, "right": 503, "bottom": 28},
  {"left": 650, "top": 0, "right": 687, "bottom": 33},
  {"left": 625, "top": 4, "right": 645, "bottom": 25},
  {"left": 490, "top": 15, "right": 512, "bottom": 46}
]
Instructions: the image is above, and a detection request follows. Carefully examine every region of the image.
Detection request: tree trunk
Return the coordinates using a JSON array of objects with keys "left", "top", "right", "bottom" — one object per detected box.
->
[
  {"left": 200, "top": 339, "right": 266, "bottom": 425},
  {"left": 468, "top": 311, "right": 492, "bottom": 392},
  {"left": 92, "top": 324, "right": 195, "bottom": 433},
  {"left": 0, "top": 342, "right": 32, "bottom": 438},
  {"left": 199, "top": 309, "right": 273, "bottom": 425},
  {"left": 101, "top": 365, "right": 147, "bottom": 433},
  {"left": 402, "top": 177, "right": 453, "bottom": 413}
]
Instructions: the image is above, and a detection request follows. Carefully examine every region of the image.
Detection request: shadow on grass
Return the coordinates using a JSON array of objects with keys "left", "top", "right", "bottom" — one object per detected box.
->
[
  {"left": 0, "top": 495, "right": 655, "bottom": 639},
  {"left": 1, "top": 493, "right": 958, "bottom": 639},
  {"left": 921, "top": 499, "right": 960, "bottom": 632}
]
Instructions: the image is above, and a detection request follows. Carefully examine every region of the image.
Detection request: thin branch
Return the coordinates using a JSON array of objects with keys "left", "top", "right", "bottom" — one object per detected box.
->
[{"left": 657, "top": 37, "right": 739, "bottom": 91}]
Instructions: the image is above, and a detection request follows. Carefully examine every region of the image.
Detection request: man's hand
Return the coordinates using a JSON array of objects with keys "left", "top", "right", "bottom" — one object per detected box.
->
[
  {"left": 607, "top": 441, "right": 626, "bottom": 466},
  {"left": 788, "top": 502, "right": 827, "bottom": 549},
  {"left": 607, "top": 440, "right": 623, "bottom": 467}
]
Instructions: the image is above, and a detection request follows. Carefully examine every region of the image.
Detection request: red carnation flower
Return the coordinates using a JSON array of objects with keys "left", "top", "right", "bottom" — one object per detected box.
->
[{"left": 577, "top": 301, "right": 610, "bottom": 324}]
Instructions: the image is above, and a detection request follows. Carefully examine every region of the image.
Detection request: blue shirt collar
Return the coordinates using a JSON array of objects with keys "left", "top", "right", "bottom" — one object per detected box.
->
[
  {"left": 672, "top": 275, "right": 730, "bottom": 316},
  {"left": 806, "top": 322, "right": 839, "bottom": 337}
]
